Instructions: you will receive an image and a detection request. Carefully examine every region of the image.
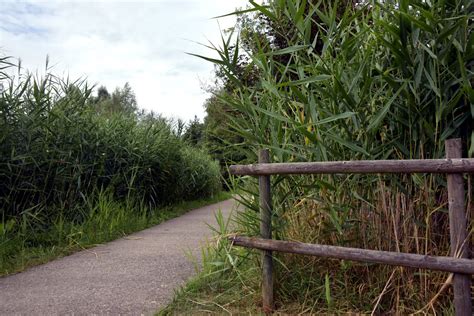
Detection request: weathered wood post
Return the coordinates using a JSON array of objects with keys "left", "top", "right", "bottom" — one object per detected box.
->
[
  {"left": 445, "top": 138, "right": 472, "bottom": 316},
  {"left": 259, "top": 149, "right": 274, "bottom": 312}
]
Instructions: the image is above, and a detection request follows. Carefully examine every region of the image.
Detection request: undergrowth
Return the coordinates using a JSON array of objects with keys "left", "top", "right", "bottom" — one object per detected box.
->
[
  {"left": 160, "top": 193, "right": 457, "bottom": 315},
  {"left": 159, "top": 207, "right": 262, "bottom": 315},
  {"left": 0, "top": 191, "right": 231, "bottom": 276}
]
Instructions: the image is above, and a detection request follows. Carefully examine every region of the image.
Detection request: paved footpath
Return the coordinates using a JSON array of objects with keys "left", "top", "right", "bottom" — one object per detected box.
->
[{"left": 0, "top": 199, "right": 237, "bottom": 315}]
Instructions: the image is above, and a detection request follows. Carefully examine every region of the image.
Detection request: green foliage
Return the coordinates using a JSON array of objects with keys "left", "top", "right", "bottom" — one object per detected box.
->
[
  {"left": 93, "top": 82, "right": 138, "bottom": 116},
  {"left": 203, "top": 92, "right": 250, "bottom": 190},
  {"left": 182, "top": 115, "right": 205, "bottom": 147},
  {"left": 179, "top": 146, "right": 221, "bottom": 200},
  {"left": 0, "top": 57, "right": 221, "bottom": 232},
  {"left": 0, "top": 57, "right": 225, "bottom": 275},
  {"left": 216, "top": 0, "right": 472, "bottom": 163},
  {"left": 177, "top": 0, "right": 473, "bottom": 313},
  {"left": 0, "top": 191, "right": 231, "bottom": 276}
]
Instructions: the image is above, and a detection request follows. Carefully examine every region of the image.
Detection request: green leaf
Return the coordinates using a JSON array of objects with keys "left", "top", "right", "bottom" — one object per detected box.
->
[
  {"left": 261, "top": 81, "right": 280, "bottom": 97},
  {"left": 315, "top": 112, "right": 355, "bottom": 126},
  {"left": 212, "top": 7, "right": 262, "bottom": 19},
  {"left": 186, "top": 53, "right": 226, "bottom": 66},
  {"left": 322, "top": 132, "right": 369, "bottom": 156},
  {"left": 368, "top": 84, "right": 405, "bottom": 132},
  {"left": 249, "top": 0, "right": 276, "bottom": 21},
  {"left": 277, "top": 75, "right": 331, "bottom": 87},
  {"left": 269, "top": 45, "right": 308, "bottom": 56}
]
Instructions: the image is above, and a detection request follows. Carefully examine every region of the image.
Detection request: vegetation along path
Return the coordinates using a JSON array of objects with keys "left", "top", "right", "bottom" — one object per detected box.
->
[{"left": 0, "top": 199, "right": 236, "bottom": 315}]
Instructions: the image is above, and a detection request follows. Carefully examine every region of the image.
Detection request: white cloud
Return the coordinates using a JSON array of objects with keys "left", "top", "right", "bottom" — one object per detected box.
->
[{"left": 0, "top": 0, "right": 248, "bottom": 121}]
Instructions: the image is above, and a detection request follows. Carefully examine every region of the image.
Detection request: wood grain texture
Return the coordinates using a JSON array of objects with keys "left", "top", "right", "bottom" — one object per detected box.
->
[
  {"left": 230, "top": 158, "right": 474, "bottom": 175},
  {"left": 259, "top": 149, "right": 273, "bottom": 313},
  {"left": 230, "top": 236, "right": 474, "bottom": 274},
  {"left": 446, "top": 139, "right": 472, "bottom": 316}
]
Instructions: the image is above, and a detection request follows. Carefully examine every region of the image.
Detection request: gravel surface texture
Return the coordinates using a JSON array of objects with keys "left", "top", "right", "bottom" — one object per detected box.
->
[{"left": 0, "top": 198, "right": 237, "bottom": 315}]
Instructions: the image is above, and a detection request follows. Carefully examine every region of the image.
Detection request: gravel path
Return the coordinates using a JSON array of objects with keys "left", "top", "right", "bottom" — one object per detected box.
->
[{"left": 0, "top": 199, "right": 237, "bottom": 315}]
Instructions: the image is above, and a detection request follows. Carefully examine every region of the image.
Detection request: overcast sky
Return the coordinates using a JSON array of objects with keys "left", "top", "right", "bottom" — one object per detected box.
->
[{"left": 0, "top": 0, "right": 248, "bottom": 121}]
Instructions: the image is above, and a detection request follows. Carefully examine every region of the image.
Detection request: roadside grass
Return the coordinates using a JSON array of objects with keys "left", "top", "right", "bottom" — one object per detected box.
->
[
  {"left": 159, "top": 199, "right": 455, "bottom": 315},
  {"left": 158, "top": 207, "right": 262, "bottom": 315},
  {"left": 160, "top": 241, "right": 454, "bottom": 315},
  {"left": 0, "top": 191, "right": 231, "bottom": 277},
  {"left": 158, "top": 208, "right": 325, "bottom": 315},
  {"left": 158, "top": 264, "right": 261, "bottom": 315}
]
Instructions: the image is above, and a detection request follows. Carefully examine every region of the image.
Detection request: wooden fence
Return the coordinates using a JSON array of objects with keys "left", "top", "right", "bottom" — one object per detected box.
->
[{"left": 229, "top": 139, "right": 473, "bottom": 315}]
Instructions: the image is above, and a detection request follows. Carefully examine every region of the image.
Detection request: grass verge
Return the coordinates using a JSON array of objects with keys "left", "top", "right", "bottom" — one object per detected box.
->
[
  {"left": 159, "top": 202, "right": 455, "bottom": 315},
  {"left": 158, "top": 207, "right": 263, "bottom": 315},
  {"left": 0, "top": 191, "right": 231, "bottom": 277}
]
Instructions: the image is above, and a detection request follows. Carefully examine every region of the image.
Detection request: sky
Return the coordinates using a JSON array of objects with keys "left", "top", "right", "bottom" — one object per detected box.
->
[{"left": 0, "top": 0, "right": 248, "bottom": 121}]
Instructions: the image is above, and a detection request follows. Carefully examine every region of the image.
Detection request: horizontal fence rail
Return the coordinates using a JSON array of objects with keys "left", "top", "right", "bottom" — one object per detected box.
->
[
  {"left": 229, "top": 139, "right": 472, "bottom": 315},
  {"left": 229, "top": 158, "right": 474, "bottom": 175},
  {"left": 231, "top": 236, "right": 474, "bottom": 274}
]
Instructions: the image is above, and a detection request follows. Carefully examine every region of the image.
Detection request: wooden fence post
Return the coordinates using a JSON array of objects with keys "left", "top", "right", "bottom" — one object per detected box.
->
[
  {"left": 259, "top": 149, "right": 274, "bottom": 312},
  {"left": 445, "top": 138, "right": 472, "bottom": 316}
]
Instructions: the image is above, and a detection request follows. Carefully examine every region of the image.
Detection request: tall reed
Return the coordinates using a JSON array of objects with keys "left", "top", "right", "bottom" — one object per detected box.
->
[
  {"left": 190, "top": 0, "right": 473, "bottom": 313},
  {"left": 0, "top": 57, "right": 220, "bottom": 229}
]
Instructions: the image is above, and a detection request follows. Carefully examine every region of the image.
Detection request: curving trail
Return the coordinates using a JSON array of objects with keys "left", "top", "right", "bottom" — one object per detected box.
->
[{"left": 0, "top": 199, "right": 237, "bottom": 315}]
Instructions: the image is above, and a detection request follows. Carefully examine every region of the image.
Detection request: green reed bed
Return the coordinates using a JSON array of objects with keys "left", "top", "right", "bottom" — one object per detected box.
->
[
  {"left": 163, "top": 0, "right": 473, "bottom": 314},
  {"left": 0, "top": 59, "right": 223, "bottom": 275}
]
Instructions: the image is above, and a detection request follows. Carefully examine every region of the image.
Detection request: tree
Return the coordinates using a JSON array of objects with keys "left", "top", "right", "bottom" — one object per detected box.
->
[
  {"left": 93, "top": 82, "right": 138, "bottom": 116},
  {"left": 96, "top": 86, "right": 110, "bottom": 101},
  {"left": 117, "top": 82, "right": 138, "bottom": 114},
  {"left": 203, "top": 91, "right": 249, "bottom": 190},
  {"left": 183, "top": 115, "right": 205, "bottom": 147}
]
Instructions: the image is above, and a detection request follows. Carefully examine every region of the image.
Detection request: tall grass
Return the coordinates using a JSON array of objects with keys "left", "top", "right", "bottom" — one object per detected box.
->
[
  {"left": 0, "top": 58, "right": 222, "bottom": 274},
  {"left": 0, "top": 58, "right": 220, "bottom": 217},
  {"left": 169, "top": 0, "right": 473, "bottom": 313},
  {"left": 0, "top": 190, "right": 231, "bottom": 276}
]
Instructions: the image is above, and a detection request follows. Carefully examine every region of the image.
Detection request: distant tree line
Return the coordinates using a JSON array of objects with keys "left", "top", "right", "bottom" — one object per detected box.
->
[{"left": 92, "top": 83, "right": 138, "bottom": 116}]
